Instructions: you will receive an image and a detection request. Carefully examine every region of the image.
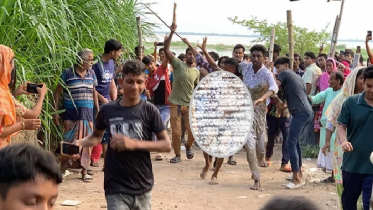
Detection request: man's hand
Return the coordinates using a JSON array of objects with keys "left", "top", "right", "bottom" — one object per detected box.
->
[
  {"left": 181, "top": 38, "right": 190, "bottom": 45},
  {"left": 322, "top": 141, "right": 331, "bottom": 155},
  {"left": 170, "top": 22, "right": 177, "bottom": 33},
  {"left": 254, "top": 98, "right": 264, "bottom": 107},
  {"left": 341, "top": 141, "right": 353, "bottom": 152},
  {"left": 366, "top": 35, "right": 371, "bottom": 43},
  {"left": 110, "top": 133, "right": 139, "bottom": 151},
  {"left": 197, "top": 37, "right": 207, "bottom": 51}
]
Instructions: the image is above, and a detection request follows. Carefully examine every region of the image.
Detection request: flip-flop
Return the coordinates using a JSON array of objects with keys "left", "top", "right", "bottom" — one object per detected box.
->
[
  {"left": 260, "top": 161, "right": 270, "bottom": 168},
  {"left": 286, "top": 181, "right": 306, "bottom": 189},
  {"left": 185, "top": 143, "right": 194, "bottom": 159},
  {"left": 280, "top": 164, "right": 292, "bottom": 172},
  {"left": 170, "top": 156, "right": 182, "bottom": 163},
  {"left": 286, "top": 174, "right": 293, "bottom": 180},
  {"left": 87, "top": 168, "right": 94, "bottom": 176},
  {"left": 82, "top": 174, "right": 93, "bottom": 183},
  {"left": 227, "top": 159, "right": 237, "bottom": 165},
  {"left": 155, "top": 153, "right": 164, "bottom": 161},
  {"left": 91, "top": 162, "right": 99, "bottom": 167}
]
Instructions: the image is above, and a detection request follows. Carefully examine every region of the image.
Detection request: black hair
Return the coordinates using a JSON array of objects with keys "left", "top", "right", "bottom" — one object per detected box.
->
[
  {"left": 357, "top": 68, "right": 364, "bottom": 79},
  {"left": 250, "top": 44, "right": 267, "bottom": 55},
  {"left": 0, "top": 144, "right": 62, "bottom": 199},
  {"left": 294, "top": 53, "right": 301, "bottom": 58},
  {"left": 332, "top": 71, "right": 344, "bottom": 85},
  {"left": 223, "top": 58, "right": 239, "bottom": 71},
  {"left": 218, "top": 56, "right": 229, "bottom": 67},
  {"left": 363, "top": 66, "right": 373, "bottom": 80},
  {"left": 134, "top": 45, "right": 145, "bottom": 57},
  {"left": 8, "top": 60, "right": 16, "bottom": 92},
  {"left": 244, "top": 54, "right": 250, "bottom": 59},
  {"left": 233, "top": 44, "right": 245, "bottom": 53},
  {"left": 344, "top": 49, "right": 354, "bottom": 57},
  {"left": 209, "top": 51, "right": 220, "bottom": 62},
  {"left": 274, "top": 57, "right": 291, "bottom": 67},
  {"left": 186, "top": 47, "right": 193, "bottom": 55},
  {"left": 273, "top": 44, "right": 281, "bottom": 54},
  {"left": 122, "top": 59, "right": 145, "bottom": 77},
  {"left": 304, "top": 51, "right": 316, "bottom": 59},
  {"left": 178, "top": 53, "right": 186, "bottom": 60},
  {"left": 260, "top": 196, "right": 320, "bottom": 210},
  {"left": 141, "top": 55, "right": 152, "bottom": 65},
  {"left": 104, "top": 39, "right": 123, "bottom": 54},
  {"left": 158, "top": 48, "right": 165, "bottom": 54},
  {"left": 318, "top": 53, "right": 327, "bottom": 60}
]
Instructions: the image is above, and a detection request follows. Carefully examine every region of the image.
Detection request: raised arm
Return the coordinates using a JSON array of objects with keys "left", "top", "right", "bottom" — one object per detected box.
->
[
  {"left": 164, "top": 23, "right": 176, "bottom": 62},
  {"left": 182, "top": 38, "right": 199, "bottom": 57},
  {"left": 23, "top": 83, "right": 48, "bottom": 119},
  {"left": 152, "top": 42, "right": 158, "bottom": 62},
  {"left": 197, "top": 37, "right": 220, "bottom": 71},
  {"left": 366, "top": 36, "right": 373, "bottom": 63}
]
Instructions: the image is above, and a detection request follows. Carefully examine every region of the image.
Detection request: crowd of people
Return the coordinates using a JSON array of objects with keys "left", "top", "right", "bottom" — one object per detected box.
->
[{"left": 1, "top": 21, "right": 373, "bottom": 209}]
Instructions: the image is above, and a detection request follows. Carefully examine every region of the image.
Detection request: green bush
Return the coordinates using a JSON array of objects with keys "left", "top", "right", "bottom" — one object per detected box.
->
[
  {"left": 301, "top": 145, "right": 320, "bottom": 158},
  {"left": 1, "top": 0, "right": 155, "bottom": 150}
]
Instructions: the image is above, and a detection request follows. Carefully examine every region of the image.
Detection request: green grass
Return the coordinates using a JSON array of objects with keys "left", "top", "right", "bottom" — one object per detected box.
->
[
  {"left": 301, "top": 145, "right": 320, "bottom": 159},
  {"left": 1, "top": 0, "right": 155, "bottom": 151}
]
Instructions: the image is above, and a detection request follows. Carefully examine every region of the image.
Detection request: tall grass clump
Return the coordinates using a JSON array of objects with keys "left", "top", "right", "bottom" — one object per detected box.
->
[{"left": 0, "top": 0, "right": 155, "bottom": 150}]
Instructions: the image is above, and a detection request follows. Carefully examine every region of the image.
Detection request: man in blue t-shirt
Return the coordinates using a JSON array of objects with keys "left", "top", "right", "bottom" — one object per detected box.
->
[{"left": 90, "top": 39, "right": 123, "bottom": 169}]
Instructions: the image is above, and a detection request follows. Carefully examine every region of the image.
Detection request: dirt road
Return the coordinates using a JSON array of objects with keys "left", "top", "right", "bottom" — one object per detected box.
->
[{"left": 56, "top": 142, "right": 339, "bottom": 210}]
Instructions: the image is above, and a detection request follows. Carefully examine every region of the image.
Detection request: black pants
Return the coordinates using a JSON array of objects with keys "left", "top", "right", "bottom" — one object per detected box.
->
[
  {"left": 265, "top": 114, "right": 290, "bottom": 165},
  {"left": 342, "top": 170, "right": 373, "bottom": 210}
]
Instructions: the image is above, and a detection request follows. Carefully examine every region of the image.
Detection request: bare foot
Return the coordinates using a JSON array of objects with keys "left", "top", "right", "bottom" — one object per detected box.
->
[
  {"left": 250, "top": 180, "right": 261, "bottom": 190},
  {"left": 200, "top": 166, "right": 209, "bottom": 179},
  {"left": 209, "top": 175, "right": 218, "bottom": 185}
]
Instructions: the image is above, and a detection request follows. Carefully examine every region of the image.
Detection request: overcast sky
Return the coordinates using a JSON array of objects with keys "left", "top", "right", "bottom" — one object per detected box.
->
[{"left": 142, "top": 0, "right": 369, "bottom": 40}]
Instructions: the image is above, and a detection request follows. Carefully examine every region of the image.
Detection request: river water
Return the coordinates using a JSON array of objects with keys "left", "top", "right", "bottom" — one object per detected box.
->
[{"left": 146, "top": 34, "right": 366, "bottom": 57}]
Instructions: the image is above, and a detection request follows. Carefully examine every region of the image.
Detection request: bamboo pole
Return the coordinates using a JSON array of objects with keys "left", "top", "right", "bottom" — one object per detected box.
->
[
  {"left": 287, "top": 10, "right": 294, "bottom": 70},
  {"left": 136, "top": 16, "right": 143, "bottom": 60},
  {"left": 268, "top": 27, "right": 276, "bottom": 63},
  {"left": 173, "top": 3, "right": 177, "bottom": 24},
  {"left": 144, "top": 4, "right": 183, "bottom": 39},
  {"left": 329, "top": 15, "right": 339, "bottom": 57},
  {"left": 330, "top": 0, "right": 345, "bottom": 58}
]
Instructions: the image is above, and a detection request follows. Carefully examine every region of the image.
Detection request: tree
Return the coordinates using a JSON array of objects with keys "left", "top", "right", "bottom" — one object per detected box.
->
[{"left": 228, "top": 16, "right": 331, "bottom": 56}]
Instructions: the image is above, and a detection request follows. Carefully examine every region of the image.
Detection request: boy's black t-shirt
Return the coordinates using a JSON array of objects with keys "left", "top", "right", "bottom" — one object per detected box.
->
[{"left": 95, "top": 99, "right": 165, "bottom": 196}]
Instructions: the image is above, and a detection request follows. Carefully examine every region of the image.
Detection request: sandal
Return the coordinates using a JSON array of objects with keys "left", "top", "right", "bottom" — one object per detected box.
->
[
  {"left": 321, "top": 176, "right": 335, "bottom": 183},
  {"left": 260, "top": 161, "right": 270, "bottom": 168},
  {"left": 91, "top": 162, "right": 99, "bottom": 167},
  {"left": 227, "top": 157, "right": 237, "bottom": 165},
  {"left": 82, "top": 174, "right": 93, "bottom": 183},
  {"left": 87, "top": 168, "right": 94, "bottom": 176},
  {"left": 170, "top": 156, "right": 182, "bottom": 163},
  {"left": 286, "top": 181, "right": 305, "bottom": 189},
  {"left": 185, "top": 143, "right": 194, "bottom": 159},
  {"left": 280, "top": 164, "right": 292, "bottom": 172},
  {"left": 155, "top": 153, "right": 164, "bottom": 161}
]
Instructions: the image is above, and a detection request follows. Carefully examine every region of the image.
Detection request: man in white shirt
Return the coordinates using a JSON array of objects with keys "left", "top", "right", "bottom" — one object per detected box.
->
[{"left": 302, "top": 51, "right": 322, "bottom": 96}]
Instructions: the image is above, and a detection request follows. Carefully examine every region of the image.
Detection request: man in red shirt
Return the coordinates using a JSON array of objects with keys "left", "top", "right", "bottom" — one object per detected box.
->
[{"left": 142, "top": 53, "right": 171, "bottom": 161}]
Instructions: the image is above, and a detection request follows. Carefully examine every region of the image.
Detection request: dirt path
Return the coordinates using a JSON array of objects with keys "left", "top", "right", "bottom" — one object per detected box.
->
[{"left": 56, "top": 142, "right": 339, "bottom": 210}]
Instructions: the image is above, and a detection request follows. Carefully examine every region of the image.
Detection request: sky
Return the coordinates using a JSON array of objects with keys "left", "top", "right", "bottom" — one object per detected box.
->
[{"left": 142, "top": 0, "right": 370, "bottom": 40}]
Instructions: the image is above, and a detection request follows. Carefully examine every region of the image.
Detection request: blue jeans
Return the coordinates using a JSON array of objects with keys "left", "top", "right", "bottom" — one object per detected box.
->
[
  {"left": 266, "top": 115, "right": 290, "bottom": 165},
  {"left": 286, "top": 111, "right": 313, "bottom": 172},
  {"left": 106, "top": 192, "right": 151, "bottom": 210},
  {"left": 342, "top": 171, "right": 373, "bottom": 210},
  {"left": 300, "top": 111, "right": 316, "bottom": 146},
  {"left": 152, "top": 105, "right": 170, "bottom": 141}
]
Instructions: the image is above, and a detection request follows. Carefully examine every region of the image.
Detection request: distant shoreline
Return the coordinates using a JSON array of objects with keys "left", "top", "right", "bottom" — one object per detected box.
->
[{"left": 154, "top": 31, "right": 365, "bottom": 43}]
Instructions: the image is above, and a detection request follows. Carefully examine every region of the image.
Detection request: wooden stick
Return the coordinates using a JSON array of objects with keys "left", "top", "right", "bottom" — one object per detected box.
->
[
  {"left": 268, "top": 27, "right": 276, "bottom": 64},
  {"left": 173, "top": 3, "right": 177, "bottom": 24},
  {"left": 287, "top": 10, "right": 294, "bottom": 70},
  {"left": 329, "top": 15, "right": 339, "bottom": 57},
  {"left": 330, "top": 0, "right": 345, "bottom": 58},
  {"left": 136, "top": 16, "right": 143, "bottom": 60},
  {"left": 144, "top": 4, "right": 183, "bottom": 39}
]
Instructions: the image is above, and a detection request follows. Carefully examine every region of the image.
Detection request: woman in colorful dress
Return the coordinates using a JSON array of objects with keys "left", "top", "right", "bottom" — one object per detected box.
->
[
  {"left": 322, "top": 66, "right": 365, "bottom": 206},
  {"left": 53, "top": 48, "right": 99, "bottom": 182},
  {"left": 309, "top": 70, "right": 343, "bottom": 180},
  {"left": 0, "top": 45, "right": 45, "bottom": 149}
]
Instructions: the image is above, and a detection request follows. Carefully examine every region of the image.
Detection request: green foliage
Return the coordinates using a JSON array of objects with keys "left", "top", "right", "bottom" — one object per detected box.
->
[
  {"left": 228, "top": 16, "right": 332, "bottom": 56},
  {"left": 301, "top": 145, "right": 319, "bottom": 159},
  {"left": 0, "top": 0, "right": 155, "bottom": 150}
]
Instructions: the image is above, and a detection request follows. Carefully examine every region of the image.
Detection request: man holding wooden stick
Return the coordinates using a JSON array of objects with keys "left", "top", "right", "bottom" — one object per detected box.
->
[{"left": 164, "top": 20, "right": 200, "bottom": 164}]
